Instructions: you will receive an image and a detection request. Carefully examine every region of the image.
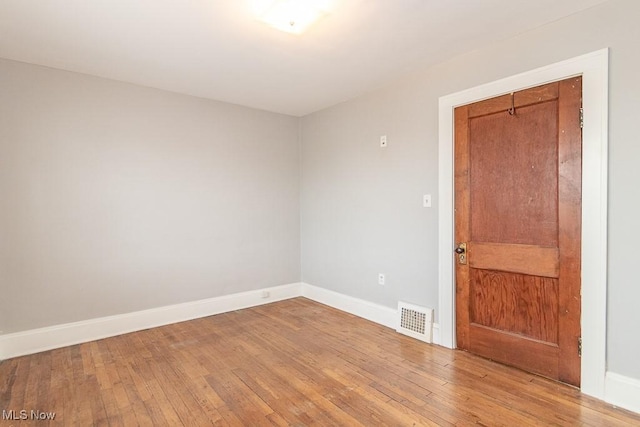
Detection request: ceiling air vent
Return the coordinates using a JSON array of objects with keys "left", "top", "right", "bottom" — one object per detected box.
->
[{"left": 397, "top": 302, "right": 433, "bottom": 343}]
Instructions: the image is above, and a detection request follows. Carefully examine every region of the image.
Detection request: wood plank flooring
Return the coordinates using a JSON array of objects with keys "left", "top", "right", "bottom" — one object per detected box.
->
[{"left": 1, "top": 297, "right": 639, "bottom": 426}]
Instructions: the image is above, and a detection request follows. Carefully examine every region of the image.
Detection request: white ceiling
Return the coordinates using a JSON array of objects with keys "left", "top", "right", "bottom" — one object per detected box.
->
[{"left": 0, "top": 0, "right": 609, "bottom": 116}]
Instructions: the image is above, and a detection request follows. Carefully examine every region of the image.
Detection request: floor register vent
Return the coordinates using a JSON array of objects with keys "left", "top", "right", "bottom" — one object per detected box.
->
[{"left": 397, "top": 302, "right": 433, "bottom": 343}]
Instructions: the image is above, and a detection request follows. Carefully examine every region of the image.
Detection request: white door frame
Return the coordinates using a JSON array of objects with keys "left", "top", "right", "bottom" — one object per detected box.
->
[{"left": 437, "top": 49, "right": 609, "bottom": 399}]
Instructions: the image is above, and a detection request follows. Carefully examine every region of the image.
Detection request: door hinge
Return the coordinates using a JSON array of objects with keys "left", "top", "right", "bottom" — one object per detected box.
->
[
  {"left": 580, "top": 107, "right": 584, "bottom": 129},
  {"left": 578, "top": 337, "right": 582, "bottom": 357}
]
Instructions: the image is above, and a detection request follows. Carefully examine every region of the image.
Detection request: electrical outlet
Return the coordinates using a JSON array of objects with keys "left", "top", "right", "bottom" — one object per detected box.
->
[
  {"left": 378, "top": 273, "right": 385, "bottom": 285},
  {"left": 380, "top": 135, "right": 387, "bottom": 147}
]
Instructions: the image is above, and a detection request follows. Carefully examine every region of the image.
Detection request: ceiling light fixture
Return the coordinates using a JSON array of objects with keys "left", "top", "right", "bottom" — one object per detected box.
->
[{"left": 253, "top": 0, "right": 334, "bottom": 34}]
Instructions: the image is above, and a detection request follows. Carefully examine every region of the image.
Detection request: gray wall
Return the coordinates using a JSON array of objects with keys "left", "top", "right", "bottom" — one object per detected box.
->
[
  {"left": 0, "top": 59, "right": 300, "bottom": 334},
  {"left": 300, "top": 0, "right": 640, "bottom": 380}
]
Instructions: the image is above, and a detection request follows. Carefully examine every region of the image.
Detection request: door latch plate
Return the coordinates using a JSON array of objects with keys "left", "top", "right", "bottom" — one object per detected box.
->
[{"left": 456, "top": 242, "right": 467, "bottom": 265}]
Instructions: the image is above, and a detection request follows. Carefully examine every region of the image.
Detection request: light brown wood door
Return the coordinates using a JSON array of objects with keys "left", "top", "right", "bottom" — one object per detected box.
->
[{"left": 454, "top": 77, "right": 582, "bottom": 386}]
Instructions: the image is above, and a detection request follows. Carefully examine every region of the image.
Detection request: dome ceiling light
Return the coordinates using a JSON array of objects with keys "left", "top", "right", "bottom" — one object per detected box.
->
[{"left": 253, "top": 0, "right": 335, "bottom": 34}]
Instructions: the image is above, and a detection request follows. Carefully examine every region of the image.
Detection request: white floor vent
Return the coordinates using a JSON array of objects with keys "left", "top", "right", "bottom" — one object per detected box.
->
[{"left": 397, "top": 302, "right": 433, "bottom": 343}]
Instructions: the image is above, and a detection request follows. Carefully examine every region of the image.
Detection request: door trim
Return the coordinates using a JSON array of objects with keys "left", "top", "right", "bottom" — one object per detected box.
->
[{"left": 438, "top": 49, "right": 609, "bottom": 398}]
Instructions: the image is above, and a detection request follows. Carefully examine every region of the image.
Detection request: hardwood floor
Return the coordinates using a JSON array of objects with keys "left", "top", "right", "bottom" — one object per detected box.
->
[{"left": 1, "top": 298, "right": 639, "bottom": 426}]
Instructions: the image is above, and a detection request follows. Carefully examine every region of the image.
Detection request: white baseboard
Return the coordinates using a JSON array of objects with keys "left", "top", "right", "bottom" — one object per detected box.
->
[
  {"left": 300, "top": 283, "right": 441, "bottom": 345},
  {"left": 0, "top": 282, "right": 443, "bottom": 361},
  {"left": 301, "top": 283, "right": 397, "bottom": 329},
  {"left": 0, "top": 282, "right": 302, "bottom": 360},
  {"left": 605, "top": 371, "right": 640, "bottom": 414}
]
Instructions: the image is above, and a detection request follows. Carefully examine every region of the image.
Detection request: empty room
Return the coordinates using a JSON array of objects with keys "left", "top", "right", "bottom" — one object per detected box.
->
[{"left": 1, "top": 0, "right": 640, "bottom": 425}]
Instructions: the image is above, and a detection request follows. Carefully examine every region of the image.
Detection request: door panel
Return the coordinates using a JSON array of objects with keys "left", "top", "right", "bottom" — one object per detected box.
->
[
  {"left": 470, "top": 269, "right": 558, "bottom": 343},
  {"left": 469, "top": 101, "right": 559, "bottom": 247},
  {"left": 455, "top": 77, "right": 582, "bottom": 386}
]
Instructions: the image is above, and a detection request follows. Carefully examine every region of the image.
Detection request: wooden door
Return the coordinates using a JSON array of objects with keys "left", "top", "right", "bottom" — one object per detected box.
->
[{"left": 454, "top": 77, "right": 582, "bottom": 386}]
